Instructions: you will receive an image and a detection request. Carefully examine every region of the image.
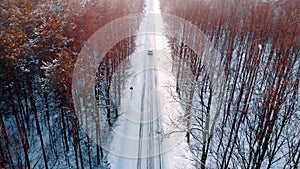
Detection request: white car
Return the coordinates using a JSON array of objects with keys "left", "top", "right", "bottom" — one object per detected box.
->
[{"left": 148, "top": 49, "right": 153, "bottom": 55}]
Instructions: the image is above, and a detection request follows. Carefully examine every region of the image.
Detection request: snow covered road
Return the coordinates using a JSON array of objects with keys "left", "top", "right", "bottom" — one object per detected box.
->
[{"left": 107, "top": 0, "right": 193, "bottom": 168}]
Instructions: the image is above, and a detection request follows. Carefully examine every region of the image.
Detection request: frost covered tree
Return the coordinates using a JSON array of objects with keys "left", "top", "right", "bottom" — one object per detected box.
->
[
  {"left": 0, "top": 0, "right": 144, "bottom": 168},
  {"left": 161, "top": 0, "right": 299, "bottom": 168}
]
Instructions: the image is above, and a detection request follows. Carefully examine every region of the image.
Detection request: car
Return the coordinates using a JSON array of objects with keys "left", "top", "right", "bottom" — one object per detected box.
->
[{"left": 148, "top": 49, "right": 153, "bottom": 55}]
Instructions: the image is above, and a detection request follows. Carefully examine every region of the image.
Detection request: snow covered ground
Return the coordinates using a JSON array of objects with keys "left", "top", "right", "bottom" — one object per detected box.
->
[{"left": 107, "top": 0, "right": 194, "bottom": 168}]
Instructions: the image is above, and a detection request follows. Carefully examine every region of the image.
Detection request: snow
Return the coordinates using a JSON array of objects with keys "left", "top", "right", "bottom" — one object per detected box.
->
[
  {"left": 106, "top": 0, "right": 194, "bottom": 168},
  {"left": 258, "top": 44, "right": 262, "bottom": 50}
]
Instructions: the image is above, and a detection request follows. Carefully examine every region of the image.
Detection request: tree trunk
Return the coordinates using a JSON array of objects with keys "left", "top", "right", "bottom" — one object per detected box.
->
[
  {"left": 27, "top": 80, "right": 49, "bottom": 169},
  {"left": 78, "top": 138, "right": 85, "bottom": 169},
  {"left": 176, "top": 42, "right": 185, "bottom": 93},
  {"left": 6, "top": 73, "right": 30, "bottom": 169},
  {"left": 43, "top": 91, "right": 54, "bottom": 153},
  {"left": 0, "top": 113, "right": 15, "bottom": 169},
  {"left": 60, "top": 105, "right": 70, "bottom": 166},
  {"left": 87, "top": 135, "right": 92, "bottom": 169}
]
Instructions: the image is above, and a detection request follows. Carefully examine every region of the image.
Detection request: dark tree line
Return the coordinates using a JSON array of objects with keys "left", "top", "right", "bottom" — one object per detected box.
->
[
  {"left": 95, "top": 37, "right": 136, "bottom": 126},
  {"left": 0, "top": 0, "right": 144, "bottom": 168},
  {"left": 161, "top": 0, "right": 299, "bottom": 168}
]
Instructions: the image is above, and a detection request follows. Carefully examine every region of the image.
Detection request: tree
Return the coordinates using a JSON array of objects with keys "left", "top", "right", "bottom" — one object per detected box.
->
[{"left": 160, "top": 0, "right": 300, "bottom": 168}]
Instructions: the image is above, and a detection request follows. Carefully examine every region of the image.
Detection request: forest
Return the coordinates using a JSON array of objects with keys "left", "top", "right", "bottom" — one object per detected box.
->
[
  {"left": 160, "top": 0, "right": 299, "bottom": 168},
  {"left": 0, "top": 0, "right": 143, "bottom": 168},
  {"left": 0, "top": 0, "right": 299, "bottom": 168}
]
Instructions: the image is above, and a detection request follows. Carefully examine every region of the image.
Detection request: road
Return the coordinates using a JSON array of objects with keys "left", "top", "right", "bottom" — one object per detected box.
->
[
  {"left": 107, "top": 0, "right": 192, "bottom": 168},
  {"left": 136, "top": 57, "right": 163, "bottom": 169}
]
